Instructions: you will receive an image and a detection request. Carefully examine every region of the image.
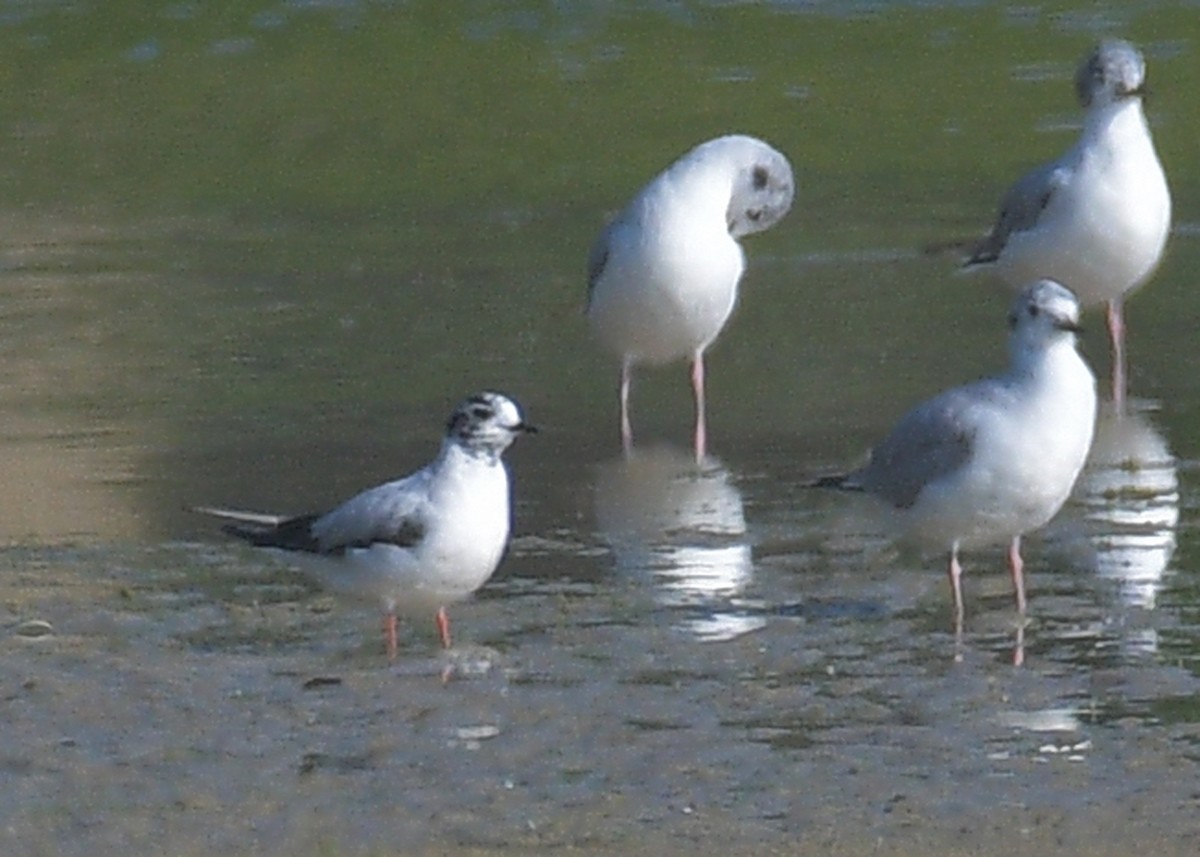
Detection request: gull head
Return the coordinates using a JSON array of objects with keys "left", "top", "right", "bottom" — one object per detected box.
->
[
  {"left": 445, "top": 391, "right": 537, "bottom": 456},
  {"left": 1075, "top": 39, "right": 1146, "bottom": 108},
  {"left": 1008, "top": 279, "right": 1084, "bottom": 344},
  {"left": 683, "top": 135, "right": 794, "bottom": 239}
]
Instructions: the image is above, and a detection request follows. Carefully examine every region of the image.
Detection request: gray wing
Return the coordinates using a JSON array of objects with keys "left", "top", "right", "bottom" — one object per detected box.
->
[
  {"left": 856, "top": 382, "right": 1012, "bottom": 509},
  {"left": 308, "top": 470, "right": 431, "bottom": 553},
  {"left": 965, "top": 160, "right": 1068, "bottom": 267}
]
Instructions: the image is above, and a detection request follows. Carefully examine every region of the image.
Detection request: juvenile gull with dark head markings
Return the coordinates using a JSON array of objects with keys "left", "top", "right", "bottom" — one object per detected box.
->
[
  {"left": 586, "top": 134, "right": 794, "bottom": 460},
  {"left": 194, "top": 391, "right": 536, "bottom": 660},
  {"left": 818, "top": 280, "right": 1097, "bottom": 651},
  {"left": 964, "top": 39, "right": 1170, "bottom": 409}
]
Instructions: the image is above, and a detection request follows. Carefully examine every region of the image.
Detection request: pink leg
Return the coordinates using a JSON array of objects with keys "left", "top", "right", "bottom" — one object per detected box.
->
[
  {"left": 1008, "top": 535, "right": 1027, "bottom": 615},
  {"left": 435, "top": 605, "right": 452, "bottom": 649},
  {"left": 383, "top": 611, "right": 398, "bottom": 662},
  {"left": 690, "top": 352, "right": 707, "bottom": 462},
  {"left": 947, "top": 544, "right": 965, "bottom": 645},
  {"left": 619, "top": 359, "right": 633, "bottom": 455},
  {"left": 1107, "top": 299, "right": 1126, "bottom": 413}
]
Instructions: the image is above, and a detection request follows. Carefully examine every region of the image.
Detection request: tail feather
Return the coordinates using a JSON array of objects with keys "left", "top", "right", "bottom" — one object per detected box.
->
[
  {"left": 190, "top": 505, "right": 322, "bottom": 552},
  {"left": 190, "top": 505, "right": 287, "bottom": 527}
]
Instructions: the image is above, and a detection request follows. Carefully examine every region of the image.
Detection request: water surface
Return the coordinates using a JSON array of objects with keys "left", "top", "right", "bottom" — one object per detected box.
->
[{"left": 1, "top": 2, "right": 1199, "bottom": 854}]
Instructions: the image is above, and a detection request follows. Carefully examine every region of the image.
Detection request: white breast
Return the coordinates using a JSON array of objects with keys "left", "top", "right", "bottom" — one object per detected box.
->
[
  {"left": 997, "top": 103, "right": 1170, "bottom": 306},
  {"left": 588, "top": 172, "right": 746, "bottom": 365},
  {"left": 420, "top": 457, "right": 512, "bottom": 594}
]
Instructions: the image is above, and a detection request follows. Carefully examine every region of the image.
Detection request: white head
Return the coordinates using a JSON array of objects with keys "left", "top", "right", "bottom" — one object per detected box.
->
[
  {"left": 677, "top": 135, "right": 795, "bottom": 239},
  {"left": 445, "top": 392, "right": 536, "bottom": 459},
  {"left": 1075, "top": 39, "right": 1147, "bottom": 109},
  {"left": 1007, "top": 279, "right": 1084, "bottom": 357}
]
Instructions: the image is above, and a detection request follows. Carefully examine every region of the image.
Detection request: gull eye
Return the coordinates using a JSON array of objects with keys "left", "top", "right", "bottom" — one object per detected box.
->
[
  {"left": 1027, "top": 303, "right": 1040, "bottom": 318},
  {"left": 751, "top": 165, "right": 769, "bottom": 190},
  {"left": 470, "top": 406, "right": 494, "bottom": 420}
]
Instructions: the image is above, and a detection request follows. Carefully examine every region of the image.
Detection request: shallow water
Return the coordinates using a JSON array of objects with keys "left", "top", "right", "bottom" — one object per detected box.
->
[{"left": 2, "top": 2, "right": 1200, "bottom": 855}]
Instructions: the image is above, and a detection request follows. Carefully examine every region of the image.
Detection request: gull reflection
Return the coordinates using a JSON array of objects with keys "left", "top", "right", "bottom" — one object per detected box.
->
[
  {"left": 1075, "top": 404, "right": 1178, "bottom": 616},
  {"left": 593, "top": 445, "right": 761, "bottom": 642},
  {"left": 996, "top": 706, "right": 1095, "bottom": 762}
]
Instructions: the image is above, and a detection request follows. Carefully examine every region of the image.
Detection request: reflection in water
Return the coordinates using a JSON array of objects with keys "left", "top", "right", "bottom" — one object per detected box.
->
[
  {"left": 997, "top": 706, "right": 1084, "bottom": 734},
  {"left": 995, "top": 706, "right": 1095, "bottom": 763},
  {"left": 1075, "top": 405, "right": 1178, "bottom": 621},
  {"left": 593, "top": 445, "right": 761, "bottom": 642}
]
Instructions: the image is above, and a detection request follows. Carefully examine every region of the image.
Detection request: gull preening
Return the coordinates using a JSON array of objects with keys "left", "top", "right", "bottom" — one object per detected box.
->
[
  {"left": 964, "top": 39, "right": 1170, "bottom": 410},
  {"left": 586, "top": 134, "right": 795, "bottom": 459},
  {"left": 818, "top": 280, "right": 1097, "bottom": 653},
  {"left": 195, "top": 391, "right": 536, "bottom": 660}
]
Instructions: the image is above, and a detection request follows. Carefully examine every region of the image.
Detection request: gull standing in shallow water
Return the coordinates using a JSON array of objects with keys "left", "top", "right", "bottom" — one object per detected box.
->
[
  {"left": 963, "top": 39, "right": 1170, "bottom": 411},
  {"left": 586, "top": 134, "right": 795, "bottom": 460},
  {"left": 195, "top": 392, "right": 536, "bottom": 660},
  {"left": 817, "top": 281, "right": 1097, "bottom": 654}
]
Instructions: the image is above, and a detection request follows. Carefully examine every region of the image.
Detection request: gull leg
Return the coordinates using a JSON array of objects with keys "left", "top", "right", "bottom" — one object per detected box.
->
[
  {"left": 1008, "top": 535, "right": 1027, "bottom": 615},
  {"left": 948, "top": 544, "right": 965, "bottom": 660},
  {"left": 435, "top": 605, "right": 452, "bottom": 649},
  {"left": 1013, "top": 617, "right": 1026, "bottom": 668},
  {"left": 1107, "top": 298, "right": 1127, "bottom": 412},
  {"left": 383, "top": 611, "right": 398, "bottom": 662},
  {"left": 1009, "top": 535, "right": 1027, "bottom": 667},
  {"left": 690, "top": 351, "right": 707, "bottom": 462},
  {"left": 619, "top": 359, "right": 634, "bottom": 455}
]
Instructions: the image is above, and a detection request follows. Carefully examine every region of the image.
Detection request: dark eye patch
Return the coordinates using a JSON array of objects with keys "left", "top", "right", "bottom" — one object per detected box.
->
[{"left": 751, "top": 165, "right": 769, "bottom": 190}]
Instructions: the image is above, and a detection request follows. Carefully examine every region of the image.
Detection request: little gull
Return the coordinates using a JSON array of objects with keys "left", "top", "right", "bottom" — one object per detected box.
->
[
  {"left": 818, "top": 280, "right": 1097, "bottom": 648},
  {"left": 964, "top": 38, "right": 1171, "bottom": 410},
  {"left": 195, "top": 391, "right": 536, "bottom": 660},
  {"left": 586, "top": 134, "right": 794, "bottom": 459}
]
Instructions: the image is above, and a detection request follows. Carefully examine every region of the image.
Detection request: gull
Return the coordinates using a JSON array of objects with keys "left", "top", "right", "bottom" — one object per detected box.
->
[
  {"left": 194, "top": 391, "right": 536, "bottom": 660},
  {"left": 963, "top": 38, "right": 1171, "bottom": 411},
  {"left": 817, "top": 280, "right": 1097, "bottom": 651},
  {"left": 586, "top": 134, "right": 794, "bottom": 459}
]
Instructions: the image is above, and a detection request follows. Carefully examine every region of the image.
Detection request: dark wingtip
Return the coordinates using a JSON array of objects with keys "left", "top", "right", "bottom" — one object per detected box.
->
[
  {"left": 225, "top": 514, "right": 323, "bottom": 552},
  {"left": 219, "top": 522, "right": 258, "bottom": 543},
  {"left": 962, "top": 237, "right": 998, "bottom": 265},
  {"left": 920, "top": 237, "right": 978, "bottom": 259},
  {"left": 809, "top": 473, "right": 859, "bottom": 491},
  {"left": 962, "top": 250, "right": 997, "bottom": 270},
  {"left": 218, "top": 521, "right": 277, "bottom": 547}
]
